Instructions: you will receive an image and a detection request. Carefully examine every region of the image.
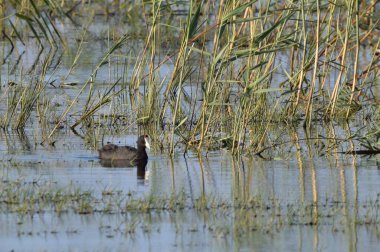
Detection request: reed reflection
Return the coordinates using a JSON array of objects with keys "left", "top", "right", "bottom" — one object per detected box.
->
[{"left": 1, "top": 129, "right": 32, "bottom": 153}]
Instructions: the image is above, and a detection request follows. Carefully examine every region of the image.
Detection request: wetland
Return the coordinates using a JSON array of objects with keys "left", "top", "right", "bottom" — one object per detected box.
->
[{"left": 0, "top": 0, "right": 379, "bottom": 251}]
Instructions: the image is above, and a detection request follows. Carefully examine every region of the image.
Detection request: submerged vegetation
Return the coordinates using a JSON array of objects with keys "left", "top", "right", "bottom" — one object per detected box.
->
[{"left": 0, "top": 0, "right": 379, "bottom": 155}]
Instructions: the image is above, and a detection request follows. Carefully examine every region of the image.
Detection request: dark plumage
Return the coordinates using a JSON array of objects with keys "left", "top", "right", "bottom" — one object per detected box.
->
[{"left": 98, "top": 135, "right": 150, "bottom": 163}]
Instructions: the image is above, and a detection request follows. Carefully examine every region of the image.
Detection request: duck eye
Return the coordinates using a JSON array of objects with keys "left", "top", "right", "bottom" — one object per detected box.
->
[{"left": 145, "top": 134, "right": 148, "bottom": 138}]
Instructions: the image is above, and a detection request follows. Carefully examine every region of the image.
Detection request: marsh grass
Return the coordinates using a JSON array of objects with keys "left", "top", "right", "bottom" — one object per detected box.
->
[
  {"left": 0, "top": 1, "right": 379, "bottom": 151},
  {"left": 0, "top": 78, "right": 46, "bottom": 130}
]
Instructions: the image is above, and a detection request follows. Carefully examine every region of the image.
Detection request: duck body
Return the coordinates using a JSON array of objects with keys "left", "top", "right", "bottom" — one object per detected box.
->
[{"left": 98, "top": 135, "right": 150, "bottom": 165}]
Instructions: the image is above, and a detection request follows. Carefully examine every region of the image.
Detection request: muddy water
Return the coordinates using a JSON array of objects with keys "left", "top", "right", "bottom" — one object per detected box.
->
[{"left": 0, "top": 130, "right": 379, "bottom": 251}]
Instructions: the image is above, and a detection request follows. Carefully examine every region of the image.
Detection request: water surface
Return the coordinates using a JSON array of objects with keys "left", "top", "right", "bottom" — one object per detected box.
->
[{"left": 0, "top": 130, "right": 379, "bottom": 251}]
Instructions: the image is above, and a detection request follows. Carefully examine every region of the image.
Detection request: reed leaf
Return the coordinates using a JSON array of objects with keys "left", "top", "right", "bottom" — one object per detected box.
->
[
  {"left": 187, "top": 0, "right": 203, "bottom": 40},
  {"left": 222, "top": 0, "right": 259, "bottom": 23},
  {"left": 253, "top": 11, "right": 295, "bottom": 44}
]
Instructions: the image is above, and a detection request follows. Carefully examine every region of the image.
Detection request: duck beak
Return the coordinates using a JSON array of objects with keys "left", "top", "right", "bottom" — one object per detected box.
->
[{"left": 145, "top": 138, "right": 151, "bottom": 150}]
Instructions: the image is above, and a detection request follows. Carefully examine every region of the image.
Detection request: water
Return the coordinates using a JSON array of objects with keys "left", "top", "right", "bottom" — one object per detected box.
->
[
  {"left": 0, "top": 130, "right": 379, "bottom": 251},
  {"left": 1, "top": 212, "right": 379, "bottom": 252}
]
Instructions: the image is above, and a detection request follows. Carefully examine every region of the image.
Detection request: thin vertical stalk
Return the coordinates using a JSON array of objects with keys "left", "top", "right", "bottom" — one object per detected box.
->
[
  {"left": 196, "top": 0, "right": 225, "bottom": 150},
  {"left": 305, "top": 0, "right": 320, "bottom": 127},
  {"left": 0, "top": 0, "right": 4, "bottom": 33},
  {"left": 327, "top": 0, "right": 354, "bottom": 117},
  {"left": 294, "top": 0, "right": 308, "bottom": 114},
  {"left": 170, "top": 0, "right": 201, "bottom": 154},
  {"left": 345, "top": 0, "right": 360, "bottom": 118},
  {"left": 320, "top": 1, "right": 336, "bottom": 91}
]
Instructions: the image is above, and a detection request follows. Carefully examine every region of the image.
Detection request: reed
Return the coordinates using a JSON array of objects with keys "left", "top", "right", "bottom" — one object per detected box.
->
[{"left": 0, "top": 0, "right": 378, "bottom": 153}]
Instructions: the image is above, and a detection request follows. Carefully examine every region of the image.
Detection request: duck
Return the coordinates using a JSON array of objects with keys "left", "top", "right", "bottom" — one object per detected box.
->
[{"left": 98, "top": 135, "right": 150, "bottom": 164}]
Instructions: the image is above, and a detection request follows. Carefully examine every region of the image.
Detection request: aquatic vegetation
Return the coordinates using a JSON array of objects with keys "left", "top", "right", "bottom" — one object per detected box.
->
[
  {"left": 0, "top": 175, "right": 379, "bottom": 229},
  {"left": 0, "top": 0, "right": 378, "bottom": 155}
]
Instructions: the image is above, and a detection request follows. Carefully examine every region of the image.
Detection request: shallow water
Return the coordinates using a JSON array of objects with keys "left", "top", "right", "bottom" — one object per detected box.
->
[
  {"left": 0, "top": 130, "right": 379, "bottom": 251},
  {"left": 1, "top": 211, "right": 380, "bottom": 252}
]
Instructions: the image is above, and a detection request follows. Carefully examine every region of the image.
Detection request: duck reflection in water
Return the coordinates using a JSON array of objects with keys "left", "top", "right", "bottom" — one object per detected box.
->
[{"left": 99, "top": 159, "right": 148, "bottom": 179}]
